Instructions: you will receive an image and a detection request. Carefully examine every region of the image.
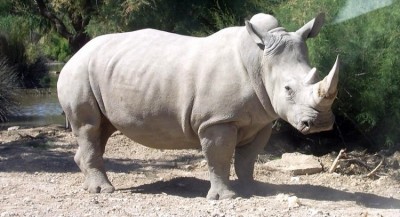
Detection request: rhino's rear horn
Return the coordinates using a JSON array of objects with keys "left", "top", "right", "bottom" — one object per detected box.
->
[{"left": 303, "top": 67, "right": 319, "bottom": 84}]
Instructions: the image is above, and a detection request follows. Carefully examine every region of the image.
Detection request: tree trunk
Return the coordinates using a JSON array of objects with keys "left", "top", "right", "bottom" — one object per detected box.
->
[
  {"left": 69, "top": 33, "right": 91, "bottom": 53},
  {"left": 35, "top": 0, "right": 93, "bottom": 53}
]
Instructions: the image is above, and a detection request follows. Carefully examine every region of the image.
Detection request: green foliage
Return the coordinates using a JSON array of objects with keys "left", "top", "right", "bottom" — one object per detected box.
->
[
  {"left": 0, "top": 34, "right": 50, "bottom": 88},
  {"left": 0, "top": 56, "right": 18, "bottom": 122},
  {"left": 120, "top": 0, "right": 219, "bottom": 35},
  {"left": 85, "top": 0, "right": 130, "bottom": 36},
  {"left": 39, "top": 33, "right": 70, "bottom": 61},
  {"left": 19, "top": 56, "right": 49, "bottom": 88},
  {"left": 335, "top": 2, "right": 399, "bottom": 147},
  {"left": 0, "top": 15, "right": 28, "bottom": 41},
  {"left": 93, "top": 0, "right": 282, "bottom": 37}
]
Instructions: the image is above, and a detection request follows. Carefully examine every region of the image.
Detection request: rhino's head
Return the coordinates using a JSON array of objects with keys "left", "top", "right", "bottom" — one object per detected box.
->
[{"left": 245, "top": 13, "right": 339, "bottom": 134}]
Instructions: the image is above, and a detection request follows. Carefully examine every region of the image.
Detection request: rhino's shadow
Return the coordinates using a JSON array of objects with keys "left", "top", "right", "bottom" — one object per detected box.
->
[
  {"left": 0, "top": 139, "right": 203, "bottom": 173},
  {"left": 121, "top": 177, "right": 400, "bottom": 209}
]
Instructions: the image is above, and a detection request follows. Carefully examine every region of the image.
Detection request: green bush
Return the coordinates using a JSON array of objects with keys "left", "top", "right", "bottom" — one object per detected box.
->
[
  {"left": 19, "top": 56, "right": 49, "bottom": 88},
  {"left": 0, "top": 34, "right": 50, "bottom": 88},
  {"left": 0, "top": 56, "right": 17, "bottom": 122},
  {"left": 111, "top": 0, "right": 279, "bottom": 37},
  {"left": 318, "top": 2, "right": 399, "bottom": 148},
  {"left": 40, "top": 33, "right": 71, "bottom": 62}
]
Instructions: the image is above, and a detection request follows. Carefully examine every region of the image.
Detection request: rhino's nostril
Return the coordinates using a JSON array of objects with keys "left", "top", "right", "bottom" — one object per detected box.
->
[{"left": 302, "top": 121, "right": 310, "bottom": 128}]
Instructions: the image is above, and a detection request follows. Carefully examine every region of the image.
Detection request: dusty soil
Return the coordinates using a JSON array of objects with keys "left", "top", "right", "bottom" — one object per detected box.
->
[{"left": 0, "top": 125, "right": 399, "bottom": 216}]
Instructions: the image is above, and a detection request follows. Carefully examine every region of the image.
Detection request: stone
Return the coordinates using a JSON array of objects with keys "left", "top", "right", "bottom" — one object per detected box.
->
[
  {"left": 275, "top": 193, "right": 288, "bottom": 202},
  {"left": 287, "top": 196, "right": 300, "bottom": 208},
  {"left": 7, "top": 126, "right": 20, "bottom": 131},
  {"left": 182, "top": 165, "right": 195, "bottom": 170},
  {"left": 392, "top": 151, "right": 400, "bottom": 161},
  {"left": 264, "top": 152, "right": 322, "bottom": 175},
  {"left": 309, "top": 209, "right": 324, "bottom": 216},
  {"left": 392, "top": 160, "right": 399, "bottom": 169},
  {"left": 290, "top": 176, "right": 300, "bottom": 183}
]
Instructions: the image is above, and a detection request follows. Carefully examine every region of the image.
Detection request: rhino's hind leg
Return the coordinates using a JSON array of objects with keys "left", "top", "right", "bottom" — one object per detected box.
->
[
  {"left": 74, "top": 118, "right": 116, "bottom": 193},
  {"left": 65, "top": 99, "right": 117, "bottom": 193},
  {"left": 200, "top": 124, "right": 237, "bottom": 200}
]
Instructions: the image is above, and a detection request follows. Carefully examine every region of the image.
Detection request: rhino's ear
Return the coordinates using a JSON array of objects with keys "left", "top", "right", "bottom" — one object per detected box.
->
[
  {"left": 245, "top": 13, "right": 280, "bottom": 46},
  {"left": 296, "top": 13, "right": 325, "bottom": 40},
  {"left": 245, "top": 20, "right": 264, "bottom": 45}
]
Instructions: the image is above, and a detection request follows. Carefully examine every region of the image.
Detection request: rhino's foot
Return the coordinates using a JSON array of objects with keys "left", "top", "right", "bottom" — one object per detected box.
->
[
  {"left": 235, "top": 180, "right": 257, "bottom": 198},
  {"left": 82, "top": 172, "right": 115, "bottom": 193},
  {"left": 206, "top": 188, "right": 237, "bottom": 200}
]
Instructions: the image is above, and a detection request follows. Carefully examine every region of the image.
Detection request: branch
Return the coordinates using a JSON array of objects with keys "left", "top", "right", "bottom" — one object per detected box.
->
[
  {"left": 366, "top": 155, "right": 385, "bottom": 178},
  {"left": 68, "top": 0, "right": 95, "bottom": 35},
  {"left": 341, "top": 158, "right": 372, "bottom": 170},
  {"left": 329, "top": 149, "right": 346, "bottom": 173},
  {"left": 67, "top": 10, "right": 83, "bottom": 33},
  {"left": 34, "top": 0, "right": 72, "bottom": 39},
  {"left": 81, "top": 0, "right": 96, "bottom": 27}
]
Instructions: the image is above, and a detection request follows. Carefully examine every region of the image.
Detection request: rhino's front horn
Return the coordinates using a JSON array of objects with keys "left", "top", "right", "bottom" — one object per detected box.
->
[{"left": 313, "top": 56, "right": 340, "bottom": 105}]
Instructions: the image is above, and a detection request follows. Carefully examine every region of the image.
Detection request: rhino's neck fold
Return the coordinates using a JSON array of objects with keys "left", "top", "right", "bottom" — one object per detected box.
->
[{"left": 239, "top": 29, "right": 279, "bottom": 122}]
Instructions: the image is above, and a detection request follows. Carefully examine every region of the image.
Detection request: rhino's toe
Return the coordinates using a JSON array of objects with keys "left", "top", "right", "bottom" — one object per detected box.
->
[
  {"left": 206, "top": 189, "right": 237, "bottom": 200},
  {"left": 83, "top": 176, "right": 115, "bottom": 193},
  {"left": 85, "top": 183, "right": 115, "bottom": 193},
  {"left": 100, "top": 185, "right": 115, "bottom": 193}
]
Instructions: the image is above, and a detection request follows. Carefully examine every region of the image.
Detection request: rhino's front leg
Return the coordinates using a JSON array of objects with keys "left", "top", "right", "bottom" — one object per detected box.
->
[
  {"left": 234, "top": 124, "right": 272, "bottom": 193},
  {"left": 200, "top": 124, "right": 237, "bottom": 200}
]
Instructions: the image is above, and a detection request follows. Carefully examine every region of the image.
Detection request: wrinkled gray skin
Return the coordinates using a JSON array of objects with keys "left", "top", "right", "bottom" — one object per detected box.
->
[{"left": 58, "top": 13, "right": 339, "bottom": 200}]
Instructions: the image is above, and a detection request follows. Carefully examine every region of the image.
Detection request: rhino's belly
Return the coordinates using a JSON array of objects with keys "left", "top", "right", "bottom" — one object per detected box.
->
[
  {"left": 115, "top": 119, "right": 200, "bottom": 150},
  {"left": 102, "top": 95, "right": 200, "bottom": 149}
]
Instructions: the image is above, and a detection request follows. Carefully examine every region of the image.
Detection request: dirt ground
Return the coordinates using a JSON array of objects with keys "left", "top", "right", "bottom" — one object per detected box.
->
[{"left": 0, "top": 125, "right": 399, "bottom": 217}]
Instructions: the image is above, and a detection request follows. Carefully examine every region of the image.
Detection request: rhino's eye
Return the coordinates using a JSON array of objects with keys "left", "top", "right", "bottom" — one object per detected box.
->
[
  {"left": 285, "top": 85, "right": 295, "bottom": 100},
  {"left": 284, "top": 85, "right": 293, "bottom": 94}
]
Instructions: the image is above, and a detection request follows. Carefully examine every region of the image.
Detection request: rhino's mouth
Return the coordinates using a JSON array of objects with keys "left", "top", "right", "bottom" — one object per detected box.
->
[{"left": 296, "top": 113, "right": 335, "bottom": 134}]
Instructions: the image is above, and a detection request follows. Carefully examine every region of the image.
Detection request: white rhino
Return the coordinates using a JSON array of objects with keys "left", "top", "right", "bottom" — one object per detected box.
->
[{"left": 58, "top": 13, "right": 339, "bottom": 200}]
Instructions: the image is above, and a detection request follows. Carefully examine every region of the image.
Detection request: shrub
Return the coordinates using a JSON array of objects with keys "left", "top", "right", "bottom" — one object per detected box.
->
[
  {"left": 17, "top": 56, "right": 49, "bottom": 88},
  {"left": 0, "top": 56, "right": 17, "bottom": 122},
  {"left": 0, "top": 33, "right": 49, "bottom": 88},
  {"left": 40, "top": 33, "right": 71, "bottom": 62}
]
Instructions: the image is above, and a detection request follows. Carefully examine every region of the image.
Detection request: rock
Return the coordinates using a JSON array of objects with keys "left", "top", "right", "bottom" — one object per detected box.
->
[
  {"left": 290, "top": 176, "right": 300, "bottom": 183},
  {"left": 23, "top": 197, "right": 32, "bottom": 203},
  {"left": 264, "top": 152, "right": 322, "bottom": 175},
  {"left": 392, "top": 160, "right": 399, "bottom": 169},
  {"left": 199, "top": 159, "right": 208, "bottom": 167},
  {"left": 1, "top": 212, "right": 10, "bottom": 217},
  {"left": 287, "top": 196, "right": 300, "bottom": 208},
  {"left": 182, "top": 165, "right": 194, "bottom": 170},
  {"left": 392, "top": 151, "right": 400, "bottom": 161},
  {"left": 275, "top": 193, "right": 289, "bottom": 202},
  {"left": 309, "top": 209, "right": 323, "bottom": 216},
  {"left": 7, "top": 126, "right": 20, "bottom": 131}
]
